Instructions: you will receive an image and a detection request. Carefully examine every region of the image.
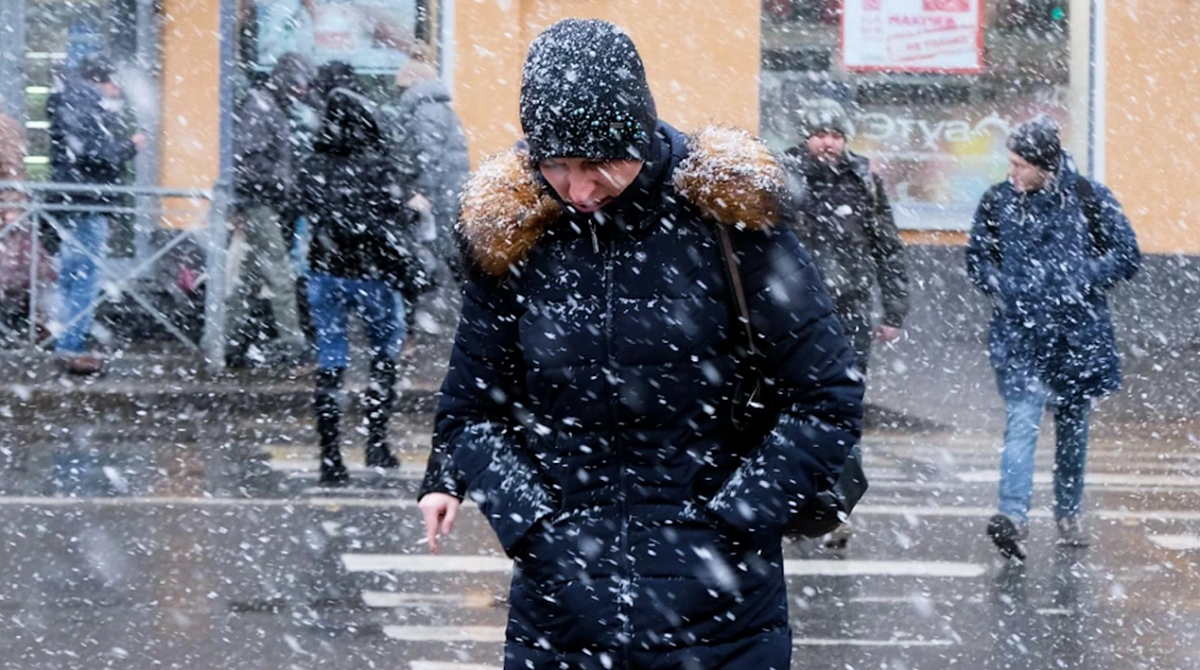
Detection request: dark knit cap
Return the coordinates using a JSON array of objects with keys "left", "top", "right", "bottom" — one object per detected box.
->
[
  {"left": 519, "top": 19, "right": 657, "bottom": 162},
  {"left": 78, "top": 53, "right": 115, "bottom": 84},
  {"left": 798, "top": 98, "right": 854, "bottom": 138},
  {"left": 1008, "top": 115, "right": 1062, "bottom": 173}
]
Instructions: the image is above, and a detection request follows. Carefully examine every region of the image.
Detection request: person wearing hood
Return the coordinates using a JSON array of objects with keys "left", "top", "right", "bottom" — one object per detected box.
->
[
  {"left": 417, "top": 19, "right": 863, "bottom": 670},
  {"left": 297, "top": 88, "right": 415, "bottom": 484},
  {"left": 381, "top": 44, "right": 470, "bottom": 322},
  {"left": 228, "top": 52, "right": 312, "bottom": 367},
  {"left": 781, "top": 98, "right": 909, "bottom": 375},
  {"left": 967, "top": 116, "right": 1140, "bottom": 560},
  {"left": 45, "top": 53, "right": 144, "bottom": 374}
]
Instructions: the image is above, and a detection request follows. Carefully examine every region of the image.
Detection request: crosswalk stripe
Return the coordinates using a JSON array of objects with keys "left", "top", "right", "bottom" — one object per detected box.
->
[
  {"left": 363, "top": 591, "right": 497, "bottom": 609},
  {"left": 956, "top": 471, "right": 1200, "bottom": 487},
  {"left": 341, "top": 554, "right": 985, "bottom": 578},
  {"left": 410, "top": 663, "right": 497, "bottom": 670},
  {"left": 1147, "top": 535, "right": 1200, "bottom": 551},
  {"left": 386, "top": 626, "right": 955, "bottom": 648},
  {"left": 385, "top": 626, "right": 505, "bottom": 642}
]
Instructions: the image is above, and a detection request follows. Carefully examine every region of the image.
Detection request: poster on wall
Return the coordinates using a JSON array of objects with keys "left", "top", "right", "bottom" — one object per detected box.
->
[
  {"left": 842, "top": 0, "right": 983, "bottom": 74},
  {"left": 257, "top": 0, "right": 418, "bottom": 73}
]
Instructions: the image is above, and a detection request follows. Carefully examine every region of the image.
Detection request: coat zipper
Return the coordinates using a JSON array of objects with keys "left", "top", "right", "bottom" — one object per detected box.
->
[{"left": 598, "top": 230, "right": 633, "bottom": 669}]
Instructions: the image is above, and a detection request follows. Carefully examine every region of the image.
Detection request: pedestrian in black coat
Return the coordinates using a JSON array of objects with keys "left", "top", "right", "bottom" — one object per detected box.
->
[
  {"left": 297, "top": 88, "right": 417, "bottom": 484},
  {"left": 418, "top": 19, "right": 863, "bottom": 670}
]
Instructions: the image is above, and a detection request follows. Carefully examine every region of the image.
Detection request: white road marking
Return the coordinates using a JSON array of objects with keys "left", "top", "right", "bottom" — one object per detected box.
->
[
  {"left": 344, "top": 554, "right": 510, "bottom": 574},
  {"left": 410, "top": 663, "right": 497, "bottom": 670},
  {"left": 956, "top": 472, "right": 1200, "bottom": 488},
  {"left": 3, "top": 495, "right": 1200, "bottom": 524},
  {"left": 387, "top": 626, "right": 953, "bottom": 648},
  {"left": 363, "top": 591, "right": 496, "bottom": 609},
  {"left": 1147, "top": 535, "right": 1200, "bottom": 551},
  {"left": 794, "top": 637, "right": 955, "bottom": 647},
  {"left": 1036, "top": 608, "right": 1075, "bottom": 616},
  {"left": 343, "top": 554, "right": 985, "bottom": 579},
  {"left": 384, "top": 625, "right": 505, "bottom": 643}
]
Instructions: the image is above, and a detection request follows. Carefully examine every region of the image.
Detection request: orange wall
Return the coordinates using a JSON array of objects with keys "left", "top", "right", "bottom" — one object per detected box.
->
[
  {"left": 159, "top": 0, "right": 221, "bottom": 192},
  {"left": 1105, "top": 0, "right": 1200, "bottom": 254},
  {"left": 453, "top": 0, "right": 762, "bottom": 165}
]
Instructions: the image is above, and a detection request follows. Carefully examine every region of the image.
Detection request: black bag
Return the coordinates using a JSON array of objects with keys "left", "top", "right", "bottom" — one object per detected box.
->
[{"left": 716, "top": 226, "right": 868, "bottom": 539}]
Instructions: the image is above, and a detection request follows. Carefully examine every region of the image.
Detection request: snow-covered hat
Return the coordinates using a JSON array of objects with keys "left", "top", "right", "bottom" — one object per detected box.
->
[
  {"left": 519, "top": 19, "right": 657, "bottom": 162},
  {"left": 798, "top": 98, "right": 853, "bottom": 139},
  {"left": 1008, "top": 115, "right": 1062, "bottom": 173}
]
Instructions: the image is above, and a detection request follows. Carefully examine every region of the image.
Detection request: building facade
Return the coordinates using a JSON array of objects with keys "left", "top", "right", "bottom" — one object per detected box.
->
[{"left": 0, "top": 0, "right": 1194, "bottom": 255}]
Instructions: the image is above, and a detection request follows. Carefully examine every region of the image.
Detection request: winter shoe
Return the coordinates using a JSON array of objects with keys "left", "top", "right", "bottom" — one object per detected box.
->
[
  {"left": 823, "top": 522, "right": 853, "bottom": 551},
  {"left": 315, "top": 367, "right": 349, "bottom": 485},
  {"left": 364, "top": 355, "right": 399, "bottom": 470},
  {"left": 988, "top": 513, "right": 1028, "bottom": 561},
  {"left": 60, "top": 354, "right": 105, "bottom": 376},
  {"left": 1056, "top": 517, "right": 1090, "bottom": 547}
]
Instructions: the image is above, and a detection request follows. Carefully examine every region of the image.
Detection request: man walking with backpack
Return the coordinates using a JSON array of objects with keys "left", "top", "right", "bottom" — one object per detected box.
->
[{"left": 967, "top": 116, "right": 1140, "bottom": 561}]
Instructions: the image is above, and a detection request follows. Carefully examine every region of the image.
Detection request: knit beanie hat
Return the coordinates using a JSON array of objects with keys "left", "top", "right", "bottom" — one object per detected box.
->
[
  {"left": 1007, "top": 115, "right": 1062, "bottom": 173},
  {"left": 799, "top": 98, "right": 853, "bottom": 138},
  {"left": 519, "top": 19, "right": 657, "bottom": 162}
]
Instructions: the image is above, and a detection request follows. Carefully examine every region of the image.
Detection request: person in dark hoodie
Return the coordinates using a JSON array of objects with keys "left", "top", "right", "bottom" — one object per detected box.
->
[
  {"left": 228, "top": 52, "right": 312, "bottom": 366},
  {"left": 417, "top": 19, "right": 863, "bottom": 670},
  {"left": 298, "top": 88, "right": 415, "bottom": 484},
  {"left": 46, "top": 53, "right": 143, "bottom": 374},
  {"left": 967, "top": 116, "right": 1140, "bottom": 560}
]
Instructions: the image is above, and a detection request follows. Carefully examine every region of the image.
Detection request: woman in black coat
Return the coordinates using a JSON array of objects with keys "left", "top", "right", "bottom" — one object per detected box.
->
[
  {"left": 298, "top": 88, "right": 417, "bottom": 484},
  {"left": 418, "top": 19, "right": 863, "bottom": 670}
]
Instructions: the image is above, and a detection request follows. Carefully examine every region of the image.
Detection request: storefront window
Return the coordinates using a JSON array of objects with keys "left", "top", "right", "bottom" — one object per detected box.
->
[
  {"left": 239, "top": 0, "right": 434, "bottom": 78},
  {"left": 761, "top": 0, "right": 1074, "bottom": 230}
]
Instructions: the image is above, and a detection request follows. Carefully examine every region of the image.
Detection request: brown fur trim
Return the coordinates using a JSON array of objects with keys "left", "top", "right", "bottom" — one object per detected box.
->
[
  {"left": 459, "top": 126, "right": 785, "bottom": 276},
  {"left": 457, "top": 147, "right": 562, "bottom": 277},
  {"left": 673, "top": 126, "right": 785, "bottom": 231}
]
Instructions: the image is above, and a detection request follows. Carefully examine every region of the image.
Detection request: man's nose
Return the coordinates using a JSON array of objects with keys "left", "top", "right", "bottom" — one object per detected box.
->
[{"left": 568, "top": 175, "right": 597, "bottom": 205}]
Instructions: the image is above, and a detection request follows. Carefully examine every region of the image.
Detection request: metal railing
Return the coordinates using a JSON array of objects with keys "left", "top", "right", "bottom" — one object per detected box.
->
[{"left": 0, "top": 180, "right": 231, "bottom": 370}]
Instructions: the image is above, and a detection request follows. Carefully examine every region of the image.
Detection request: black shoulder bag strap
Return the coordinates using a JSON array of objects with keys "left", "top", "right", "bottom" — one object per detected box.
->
[
  {"left": 1074, "top": 177, "right": 1110, "bottom": 256},
  {"left": 716, "top": 225, "right": 764, "bottom": 433},
  {"left": 715, "top": 225, "right": 868, "bottom": 538}
]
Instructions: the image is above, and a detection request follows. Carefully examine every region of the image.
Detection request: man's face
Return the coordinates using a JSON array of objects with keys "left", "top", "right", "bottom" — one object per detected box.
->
[
  {"left": 1007, "top": 151, "right": 1049, "bottom": 193},
  {"left": 538, "top": 158, "right": 644, "bottom": 213},
  {"left": 807, "top": 130, "right": 846, "bottom": 164},
  {"left": 98, "top": 81, "right": 122, "bottom": 99}
]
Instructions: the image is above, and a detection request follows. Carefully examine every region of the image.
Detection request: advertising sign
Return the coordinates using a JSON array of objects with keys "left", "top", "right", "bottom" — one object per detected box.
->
[{"left": 842, "top": 0, "right": 983, "bottom": 74}]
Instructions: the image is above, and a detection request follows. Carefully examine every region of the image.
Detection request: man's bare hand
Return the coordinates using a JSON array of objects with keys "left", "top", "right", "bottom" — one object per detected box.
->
[
  {"left": 418, "top": 493, "right": 461, "bottom": 554},
  {"left": 875, "top": 325, "right": 902, "bottom": 343}
]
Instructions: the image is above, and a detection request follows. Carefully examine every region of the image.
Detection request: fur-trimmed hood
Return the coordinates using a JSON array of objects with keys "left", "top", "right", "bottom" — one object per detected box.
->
[{"left": 458, "top": 124, "right": 786, "bottom": 276}]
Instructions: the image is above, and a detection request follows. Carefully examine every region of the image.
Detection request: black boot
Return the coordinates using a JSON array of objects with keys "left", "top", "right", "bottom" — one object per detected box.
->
[
  {"left": 315, "top": 367, "right": 349, "bottom": 485},
  {"left": 364, "top": 355, "right": 399, "bottom": 469}
]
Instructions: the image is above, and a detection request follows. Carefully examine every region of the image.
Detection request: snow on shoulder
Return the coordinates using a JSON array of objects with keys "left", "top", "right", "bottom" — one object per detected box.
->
[{"left": 673, "top": 126, "right": 785, "bottom": 233}]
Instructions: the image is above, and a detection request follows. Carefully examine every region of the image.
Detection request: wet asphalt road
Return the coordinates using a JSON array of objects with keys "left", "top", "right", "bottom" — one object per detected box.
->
[{"left": 3, "top": 358, "right": 1200, "bottom": 670}]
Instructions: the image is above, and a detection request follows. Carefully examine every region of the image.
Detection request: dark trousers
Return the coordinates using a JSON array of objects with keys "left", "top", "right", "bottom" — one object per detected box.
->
[{"left": 834, "top": 296, "right": 872, "bottom": 375}]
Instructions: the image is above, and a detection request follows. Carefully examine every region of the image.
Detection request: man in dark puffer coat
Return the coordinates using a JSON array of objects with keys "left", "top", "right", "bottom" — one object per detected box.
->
[{"left": 418, "top": 19, "right": 863, "bottom": 670}]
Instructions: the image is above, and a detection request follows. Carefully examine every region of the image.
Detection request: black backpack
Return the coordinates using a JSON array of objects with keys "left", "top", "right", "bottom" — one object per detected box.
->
[{"left": 982, "top": 178, "right": 1110, "bottom": 265}]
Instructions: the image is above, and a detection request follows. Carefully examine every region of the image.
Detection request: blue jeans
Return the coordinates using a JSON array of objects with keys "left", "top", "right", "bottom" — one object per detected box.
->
[
  {"left": 307, "top": 273, "right": 406, "bottom": 370},
  {"left": 998, "top": 385, "right": 1091, "bottom": 525},
  {"left": 56, "top": 213, "right": 110, "bottom": 354}
]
